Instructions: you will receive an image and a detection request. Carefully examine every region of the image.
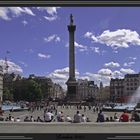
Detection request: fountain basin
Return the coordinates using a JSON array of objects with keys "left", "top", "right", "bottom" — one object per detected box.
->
[{"left": 102, "top": 103, "right": 140, "bottom": 112}]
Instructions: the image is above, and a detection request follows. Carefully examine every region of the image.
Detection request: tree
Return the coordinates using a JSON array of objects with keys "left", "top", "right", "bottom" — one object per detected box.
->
[
  {"left": 27, "top": 79, "right": 42, "bottom": 101},
  {"left": 3, "top": 87, "right": 13, "bottom": 101}
]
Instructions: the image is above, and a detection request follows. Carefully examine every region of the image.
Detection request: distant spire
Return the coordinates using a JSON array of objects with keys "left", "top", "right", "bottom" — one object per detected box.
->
[
  {"left": 70, "top": 14, "right": 74, "bottom": 25},
  {"left": 100, "top": 82, "right": 103, "bottom": 89}
]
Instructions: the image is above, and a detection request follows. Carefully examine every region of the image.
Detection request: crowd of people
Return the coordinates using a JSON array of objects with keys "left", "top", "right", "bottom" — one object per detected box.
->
[{"left": 0, "top": 103, "right": 140, "bottom": 123}]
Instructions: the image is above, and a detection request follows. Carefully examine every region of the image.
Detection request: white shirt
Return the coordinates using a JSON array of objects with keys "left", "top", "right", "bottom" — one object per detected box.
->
[
  {"left": 16, "top": 119, "right": 21, "bottom": 122},
  {"left": 81, "top": 116, "right": 87, "bottom": 122},
  {"left": 45, "top": 112, "right": 54, "bottom": 121},
  {"left": 66, "top": 116, "right": 72, "bottom": 122}
]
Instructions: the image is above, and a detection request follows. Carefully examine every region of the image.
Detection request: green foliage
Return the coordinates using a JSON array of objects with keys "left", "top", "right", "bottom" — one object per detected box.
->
[
  {"left": 12, "top": 79, "right": 42, "bottom": 102},
  {"left": 3, "top": 73, "right": 63, "bottom": 102},
  {"left": 3, "top": 87, "right": 13, "bottom": 101}
]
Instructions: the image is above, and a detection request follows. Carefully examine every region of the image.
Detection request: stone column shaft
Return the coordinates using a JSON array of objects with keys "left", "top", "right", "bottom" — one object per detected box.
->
[{"left": 68, "top": 25, "right": 76, "bottom": 80}]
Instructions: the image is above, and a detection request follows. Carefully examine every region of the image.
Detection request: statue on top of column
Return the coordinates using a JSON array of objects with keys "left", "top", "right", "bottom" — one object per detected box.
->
[{"left": 70, "top": 14, "right": 74, "bottom": 25}]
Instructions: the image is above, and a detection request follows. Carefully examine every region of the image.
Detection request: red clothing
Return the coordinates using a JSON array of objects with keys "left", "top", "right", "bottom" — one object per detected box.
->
[{"left": 120, "top": 113, "right": 129, "bottom": 122}]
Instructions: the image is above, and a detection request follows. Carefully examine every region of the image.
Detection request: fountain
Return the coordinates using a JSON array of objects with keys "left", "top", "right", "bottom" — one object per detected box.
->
[
  {"left": 103, "top": 87, "right": 140, "bottom": 112},
  {"left": 128, "top": 86, "right": 140, "bottom": 109}
]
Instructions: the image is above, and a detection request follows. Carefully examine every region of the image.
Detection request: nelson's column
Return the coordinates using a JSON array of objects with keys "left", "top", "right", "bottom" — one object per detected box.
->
[{"left": 66, "top": 14, "right": 78, "bottom": 101}]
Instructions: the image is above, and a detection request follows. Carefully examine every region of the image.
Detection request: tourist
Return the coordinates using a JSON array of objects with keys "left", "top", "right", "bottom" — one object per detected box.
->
[
  {"left": 10, "top": 107, "right": 14, "bottom": 112},
  {"left": 36, "top": 116, "right": 43, "bottom": 122},
  {"left": 73, "top": 111, "right": 82, "bottom": 123},
  {"left": 84, "top": 106, "right": 86, "bottom": 112},
  {"left": 96, "top": 107, "right": 99, "bottom": 113},
  {"left": 57, "top": 111, "right": 64, "bottom": 122},
  {"left": 114, "top": 113, "right": 119, "bottom": 122},
  {"left": 54, "top": 108, "right": 57, "bottom": 116},
  {"left": 131, "top": 110, "right": 140, "bottom": 122},
  {"left": 96, "top": 110, "right": 105, "bottom": 122},
  {"left": 105, "top": 117, "right": 109, "bottom": 122},
  {"left": 119, "top": 109, "right": 129, "bottom": 122},
  {"left": 0, "top": 107, "right": 3, "bottom": 116},
  {"left": 81, "top": 114, "right": 87, "bottom": 122},
  {"left": 24, "top": 116, "right": 30, "bottom": 122},
  {"left": 44, "top": 110, "right": 54, "bottom": 122},
  {"left": 114, "top": 113, "right": 118, "bottom": 119},
  {"left": 0, "top": 107, "right": 4, "bottom": 121},
  {"left": 30, "top": 116, "right": 34, "bottom": 122},
  {"left": 88, "top": 105, "right": 91, "bottom": 110},
  {"left": 65, "top": 115, "right": 72, "bottom": 122},
  {"left": 8, "top": 114, "right": 12, "bottom": 121},
  {"left": 5, "top": 117, "right": 9, "bottom": 121},
  {"left": 11, "top": 117, "right": 15, "bottom": 122},
  {"left": 16, "top": 118, "right": 21, "bottom": 122},
  {"left": 93, "top": 106, "right": 96, "bottom": 113},
  {"left": 110, "top": 116, "right": 114, "bottom": 122},
  {"left": 86, "top": 117, "right": 91, "bottom": 122}
]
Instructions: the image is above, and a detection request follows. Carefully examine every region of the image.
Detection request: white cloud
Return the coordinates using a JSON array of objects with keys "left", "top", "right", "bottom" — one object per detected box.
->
[
  {"left": 48, "top": 67, "right": 79, "bottom": 90},
  {"left": 90, "top": 47, "right": 100, "bottom": 54},
  {"left": 84, "top": 69, "right": 124, "bottom": 87},
  {"left": 84, "top": 32, "right": 98, "bottom": 42},
  {"left": 0, "top": 7, "right": 35, "bottom": 20},
  {"left": 123, "top": 61, "right": 135, "bottom": 67},
  {"left": 120, "top": 68, "right": 135, "bottom": 74},
  {"left": 22, "top": 20, "right": 28, "bottom": 26},
  {"left": 112, "top": 70, "right": 123, "bottom": 79},
  {"left": 0, "top": 59, "right": 23, "bottom": 74},
  {"left": 74, "top": 42, "right": 87, "bottom": 52},
  {"left": 66, "top": 42, "right": 88, "bottom": 52},
  {"left": 37, "top": 7, "right": 59, "bottom": 16},
  {"left": 129, "top": 57, "right": 137, "bottom": 61},
  {"left": 19, "top": 61, "right": 28, "bottom": 67},
  {"left": 104, "top": 62, "right": 120, "bottom": 68},
  {"left": 47, "top": 67, "right": 132, "bottom": 89},
  {"left": 84, "top": 72, "right": 111, "bottom": 87},
  {"left": 44, "top": 34, "right": 61, "bottom": 43},
  {"left": 38, "top": 53, "right": 51, "bottom": 59},
  {"left": 37, "top": 7, "right": 60, "bottom": 21},
  {"left": 0, "top": 8, "right": 10, "bottom": 20},
  {"left": 84, "top": 29, "right": 140, "bottom": 50},
  {"left": 98, "top": 68, "right": 112, "bottom": 76},
  {"left": 44, "top": 15, "right": 57, "bottom": 21}
]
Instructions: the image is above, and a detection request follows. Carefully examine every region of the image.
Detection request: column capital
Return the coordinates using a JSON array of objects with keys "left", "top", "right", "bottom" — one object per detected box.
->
[{"left": 67, "top": 25, "right": 76, "bottom": 32}]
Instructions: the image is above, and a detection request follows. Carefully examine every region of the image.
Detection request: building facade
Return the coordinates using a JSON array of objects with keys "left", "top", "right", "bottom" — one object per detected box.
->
[
  {"left": 110, "top": 73, "right": 140, "bottom": 103},
  {"left": 52, "top": 83, "right": 65, "bottom": 99},
  {"left": 110, "top": 78, "right": 124, "bottom": 103},
  {"left": 124, "top": 73, "right": 140, "bottom": 102},
  {"left": 88, "top": 81, "right": 99, "bottom": 98},
  {"left": 77, "top": 79, "right": 99, "bottom": 100}
]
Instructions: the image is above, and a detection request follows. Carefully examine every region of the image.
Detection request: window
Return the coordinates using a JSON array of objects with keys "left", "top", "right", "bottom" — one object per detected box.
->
[
  {"left": 117, "top": 91, "right": 120, "bottom": 95},
  {"left": 135, "top": 83, "right": 137, "bottom": 86},
  {"left": 134, "top": 78, "right": 137, "bottom": 81}
]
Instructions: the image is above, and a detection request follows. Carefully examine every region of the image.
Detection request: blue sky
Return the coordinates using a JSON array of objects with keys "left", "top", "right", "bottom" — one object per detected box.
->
[{"left": 0, "top": 7, "right": 140, "bottom": 89}]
